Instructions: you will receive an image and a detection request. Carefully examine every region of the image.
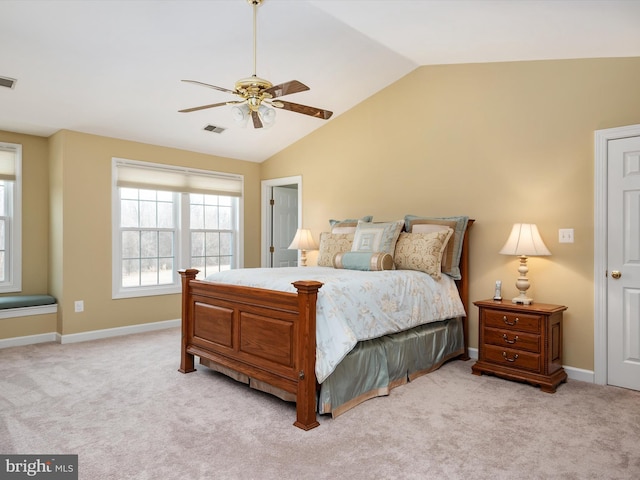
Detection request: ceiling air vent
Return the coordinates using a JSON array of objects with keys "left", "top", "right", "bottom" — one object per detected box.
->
[
  {"left": 0, "top": 76, "right": 17, "bottom": 89},
  {"left": 204, "top": 125, "right": 225, "bottom": 134}
]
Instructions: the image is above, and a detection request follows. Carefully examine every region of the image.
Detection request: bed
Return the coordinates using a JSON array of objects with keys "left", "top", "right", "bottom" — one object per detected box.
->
[{"left": 179, "top": 216, "right": 473, "bottom": 430}]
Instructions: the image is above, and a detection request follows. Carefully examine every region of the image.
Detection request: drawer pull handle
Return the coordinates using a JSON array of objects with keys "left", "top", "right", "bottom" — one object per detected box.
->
[
  {"left": 503, "top": 315, "right": 519, "bottom": 326},
  {"left": 502, "top": 334, "right": 519, "bottom": 344},
  {"left": 502, "top": 352, "right": 519, "bottom": 362}
]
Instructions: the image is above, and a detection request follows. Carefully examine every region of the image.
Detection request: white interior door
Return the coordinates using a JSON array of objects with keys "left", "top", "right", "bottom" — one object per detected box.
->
[
  {"left": 261, "top": 176, "right": 302, "bottom": 268},
  {"left": 607, "top": 135, "right": 640, "bottom": 391},
  {"left": 271, "top": 185, "right": 298, "bottom": 267}
]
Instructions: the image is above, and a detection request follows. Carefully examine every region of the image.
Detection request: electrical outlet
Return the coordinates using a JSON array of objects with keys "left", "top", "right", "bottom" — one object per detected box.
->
[
  {"left": 74, "top": 300, "right": 84, "bottom": 312},
  {"left": 559, "top": 228, "right": 574, "bottom": 243}
]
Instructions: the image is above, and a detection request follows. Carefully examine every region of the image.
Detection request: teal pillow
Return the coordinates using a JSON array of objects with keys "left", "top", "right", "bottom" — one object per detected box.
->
[{"left": 333, "top": 251, "right": 394, "bottom": 271}]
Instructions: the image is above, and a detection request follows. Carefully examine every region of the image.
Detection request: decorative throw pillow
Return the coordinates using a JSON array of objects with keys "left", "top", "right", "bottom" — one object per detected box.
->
[
  {"left": 351, "top": 220, "right": 403, "bottom": 255},
  {"left": 317, "top": 232, "right": 355, "bottom": 267},
  {"left": 333, "top": 251, "right": 394, "bottom": 271},
  {"left": 329, "top": 216, "right": 373, "bottom": 234},
  {"left": 409, "top": 223, "right": 455, "bottom": 278},
  {"left": 404, "top": 215, "right": 469, "bottom": 280},
  {"left": 393, "top": 229, "right": 454, "bottom": 279}
]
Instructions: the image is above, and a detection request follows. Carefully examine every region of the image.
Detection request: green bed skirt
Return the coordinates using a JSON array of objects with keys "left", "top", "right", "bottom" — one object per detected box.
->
[
  {"left": 318, "top": 317, "right": 465, "bottom": 417},
  {"left": 200, "top": 316, "right": 465, "bottom": 418}
]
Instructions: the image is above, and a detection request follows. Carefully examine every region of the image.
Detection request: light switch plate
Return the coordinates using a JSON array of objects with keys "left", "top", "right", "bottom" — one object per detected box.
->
[{"left": 559, "top": 228, "right": 574, "bottom": 243}]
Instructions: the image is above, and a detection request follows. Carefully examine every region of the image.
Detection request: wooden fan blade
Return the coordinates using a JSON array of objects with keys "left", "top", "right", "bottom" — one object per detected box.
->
[
  {"left": 181, "top": 79, "right": 236, "bottom": 95},
  {"left": 251, "top": 110, "right": 263, "bottom": 129},
  {"left": 178, "top": 102, "right": 229, "bottom": 113},
  {"left": 275, "top": 100, "right": 333, "bottom": 120},
  {"left": 264, "top": 80, "right": 310, "bottom": 98}
]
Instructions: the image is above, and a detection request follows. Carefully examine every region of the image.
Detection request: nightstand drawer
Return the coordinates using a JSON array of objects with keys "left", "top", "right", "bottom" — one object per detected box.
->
[
  {"left": 483, "top": 309, "right": 541, "bottom": 334},
  {"left": 473, "top": 300, "right": 567, "bottom": 392},
  {"left": 483, "top": 327, "right": 540, "bottom": 353},
  {"left": 484, "top": 345, "right": 541, "bottom": 373}
]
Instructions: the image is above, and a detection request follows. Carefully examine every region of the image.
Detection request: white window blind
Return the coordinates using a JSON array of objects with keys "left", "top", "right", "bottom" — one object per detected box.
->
[
  {"left": 115, "top": 159, "right": 243, "bottom": 197},
  {"left": 0, "top": 147, "right": 17, "bottom": 181}
]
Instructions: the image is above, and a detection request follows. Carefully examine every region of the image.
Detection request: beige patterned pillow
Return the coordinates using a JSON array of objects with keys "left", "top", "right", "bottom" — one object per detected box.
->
[
  {"left": 393, "top": 229, "right": 454, "bottom": 279},
  {"left": 317, "top": 232, "right": 354, "bottom": 267},
  {"left": 404, "top": 215, "right": 469, "bottom": 280}
]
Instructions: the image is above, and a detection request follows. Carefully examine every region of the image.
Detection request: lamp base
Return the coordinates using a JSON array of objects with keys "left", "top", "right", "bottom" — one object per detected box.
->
[{"left": 512, "top": 295, "right": 533, "bottom": 305}]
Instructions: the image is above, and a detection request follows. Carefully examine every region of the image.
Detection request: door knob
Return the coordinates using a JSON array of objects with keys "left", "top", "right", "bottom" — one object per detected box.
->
[{"left": 611, "top": 270, "right": 622, "bottom": 279}]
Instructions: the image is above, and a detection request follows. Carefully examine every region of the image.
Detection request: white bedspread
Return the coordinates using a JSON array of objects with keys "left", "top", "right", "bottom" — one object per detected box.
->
[{"left": 204, "top": 267, "right": 465, "bottom": 383}]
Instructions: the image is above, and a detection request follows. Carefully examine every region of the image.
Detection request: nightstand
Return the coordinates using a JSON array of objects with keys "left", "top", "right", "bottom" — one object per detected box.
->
[{"left": 471, "top": 299, "right": 567, "bottom": 393}]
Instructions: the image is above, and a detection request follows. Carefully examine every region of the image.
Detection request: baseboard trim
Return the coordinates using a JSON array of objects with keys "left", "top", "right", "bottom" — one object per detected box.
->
[
  {"left": 562, "top": 366, "right": 595, "bottom": 383},
  {"left": 0, "top": 318, "right": 180, "bottom": 349},
  {"left": 0, "top": 332, "right": 58, "bottom": 349},
  {"left": 466, "top": 347, "right": 595, "bottom": 383},
  {"left": 58, "top": 318, "right": 181, "bottom": 344}
]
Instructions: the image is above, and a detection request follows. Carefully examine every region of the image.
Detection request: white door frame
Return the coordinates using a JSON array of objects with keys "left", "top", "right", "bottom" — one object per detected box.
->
[
  {"left": 261, "top": 175, "right": 302, "bottom": 267},
  {"left": 594, "top": 123, "right": 640, "bottom": 385}
]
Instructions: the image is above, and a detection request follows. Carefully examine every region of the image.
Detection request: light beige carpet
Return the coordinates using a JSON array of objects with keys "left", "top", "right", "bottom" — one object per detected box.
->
[{"left": 1, "top": 327, "right": 639, "bottom": 479}]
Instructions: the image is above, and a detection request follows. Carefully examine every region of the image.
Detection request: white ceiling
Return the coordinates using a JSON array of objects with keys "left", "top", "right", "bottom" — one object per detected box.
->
[{"left": 1, "top": 0, "right": 639, "bottom": 163}]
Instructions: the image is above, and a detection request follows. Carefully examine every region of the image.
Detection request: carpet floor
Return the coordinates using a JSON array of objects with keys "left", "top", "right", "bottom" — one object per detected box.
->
[{"left": 1, "top": 327, "right": 639, "bottom": 479}]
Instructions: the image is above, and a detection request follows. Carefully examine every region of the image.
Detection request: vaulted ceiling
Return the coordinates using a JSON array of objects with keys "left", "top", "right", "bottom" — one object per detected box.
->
[{"left": 2, "top": 1, "right": 639, "bottom": 162}]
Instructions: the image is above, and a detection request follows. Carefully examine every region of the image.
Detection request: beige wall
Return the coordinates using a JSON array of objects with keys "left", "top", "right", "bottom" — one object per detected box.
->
[
  {"left": 50, "top": 130, "right": 262, "bottom": 335},
  {"left": 0, "top": 130, "right": 56, "bottom": 338},
  {"left": 0, "top": 129, "right": 262, "bottom": 338},
  {"left": 260, "top": 57, "right": 640, "bottom": 371},
  {"left": 3, "top": 57, "right": 640, "bottom": 372}
]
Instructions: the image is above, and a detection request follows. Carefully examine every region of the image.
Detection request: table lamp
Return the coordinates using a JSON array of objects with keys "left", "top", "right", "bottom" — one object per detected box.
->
[
  {"left": 288, "top": 228, "right": 317, "bottom": 267},
  {"left": 499, "top": 223, "right": 551, "bottom": 305}
]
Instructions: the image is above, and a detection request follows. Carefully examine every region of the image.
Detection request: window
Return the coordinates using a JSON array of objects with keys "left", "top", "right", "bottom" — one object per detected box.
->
[
  {"left": 189, "top": 193, "right": 235, "bottom": 277},
  {"left": 0, "top": 143, "right": 21, "bottom": 293},
  {"left": 120, "top": 188, "right": 176, "bottom": 288},
  {"left": 113, "top": 159, "right": 243, "bottom": 298}
]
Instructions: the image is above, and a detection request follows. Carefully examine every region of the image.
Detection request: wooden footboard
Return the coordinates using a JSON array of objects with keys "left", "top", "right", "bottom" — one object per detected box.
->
[{"left": 178, "top": 269, "right": 323, "bottom": 430}]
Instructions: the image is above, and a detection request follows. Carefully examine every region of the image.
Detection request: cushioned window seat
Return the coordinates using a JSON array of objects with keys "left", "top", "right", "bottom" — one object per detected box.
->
[{"left": 0, "top": 295, "right": 57, "bottom": 319}]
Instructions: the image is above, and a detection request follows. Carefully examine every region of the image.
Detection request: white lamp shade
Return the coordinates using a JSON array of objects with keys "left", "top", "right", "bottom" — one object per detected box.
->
[
  {"left": 258, "top": 104, "right": 276, "bottom": 126},
  {"left": 288, "top": 229, "right": 318, "bottom": 251},
  {"left": 499, "top": 223, "right": 551, "bottom": 256},
  {"left": 231, "top": 104, "right": 250, "bottom": 126}
]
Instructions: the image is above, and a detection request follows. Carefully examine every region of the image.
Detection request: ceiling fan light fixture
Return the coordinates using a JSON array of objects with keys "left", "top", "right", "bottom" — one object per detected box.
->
[
  {"left": 258, "top": 104, "right": 276, "bottom": 126},
  {"left": 231, "top": 104, "right": 250, "bottom": 126},
  {"left": 178, "top": 0, "right": 333, "bottom": 129}
]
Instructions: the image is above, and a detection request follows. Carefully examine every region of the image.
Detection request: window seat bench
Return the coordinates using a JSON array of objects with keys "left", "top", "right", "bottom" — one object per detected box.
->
[{"left": 0, "top": 295, "right": 57, "bottom": 319}]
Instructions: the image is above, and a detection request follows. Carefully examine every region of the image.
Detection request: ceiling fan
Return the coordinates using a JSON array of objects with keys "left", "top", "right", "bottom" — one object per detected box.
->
[{"left": 179, "top": 0, "right": 333, "bottom": 129}]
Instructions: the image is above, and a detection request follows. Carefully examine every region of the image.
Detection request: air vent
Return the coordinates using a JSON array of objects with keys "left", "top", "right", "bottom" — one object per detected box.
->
[
  {"left": 0, "top": 76, "right": 16, "bottom": 89},
  {"left": 204, "top": 125, "right": 225, "bottom": 134}
]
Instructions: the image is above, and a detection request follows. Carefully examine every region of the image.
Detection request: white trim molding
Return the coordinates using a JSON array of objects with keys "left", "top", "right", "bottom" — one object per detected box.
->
[
  {"left": 0, "top": 318, "right": 180, "bottom": 349},
  {"left": 0, "top": 303, "right": 57, "bottom": 320},
  {"left": 594, "top": 123, "right": 640, "bottom": 386},
  {"left": 0, "top": 332, "right": 57, "bottom": 349},
  {"left": 58, "top": 318, "right": 180, "bottom": 344}
]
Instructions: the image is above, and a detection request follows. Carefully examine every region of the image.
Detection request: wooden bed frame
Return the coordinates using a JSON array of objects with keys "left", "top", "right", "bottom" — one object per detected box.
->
[{"left": 179, "top": 221, "right": 473, "bottom": 430}]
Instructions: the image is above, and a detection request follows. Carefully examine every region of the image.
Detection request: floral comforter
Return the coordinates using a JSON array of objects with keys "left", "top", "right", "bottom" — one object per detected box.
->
[{"left": 204, "top": 266, "right": 465, "bottom": 383}]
